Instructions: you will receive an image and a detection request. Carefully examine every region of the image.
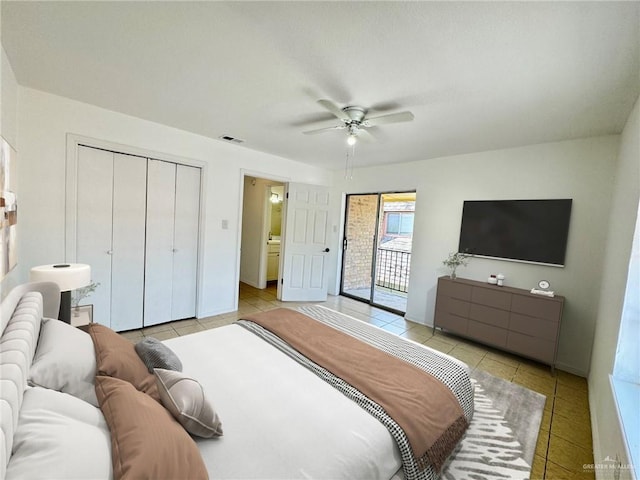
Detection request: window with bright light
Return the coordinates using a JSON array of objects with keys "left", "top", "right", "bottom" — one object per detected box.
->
[
  {"left": 611, "top": 200, "right": 639, "bottom": 479},
  {"left": 385, "top": 212, "right": 414, "bottom": 236},
  {"left": 613, "top": 211, "right": 639, "bottom": 383}
]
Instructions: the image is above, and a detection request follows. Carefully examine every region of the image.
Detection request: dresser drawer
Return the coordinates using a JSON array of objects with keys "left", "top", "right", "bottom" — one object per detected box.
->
[
  {"left": 467, "top": 320, "right": 507, "bottom": 348},
  {"left": 436, "top": 296, "right": 470, "bottom": 318},
  {"left": 469, "top": 303, "right": 510, "bottom": 329},
  {"left": 471, "top": 286, "right": 511, "bottom": 311},
  {"left": 437, "top": 278, "right": 472, "bottom": 301},
  {"left": 509, "top": 313, "right": 558, "bottom": 341},
  {"left": 507, "top": 331, "right": 555, "bottom": 364},
  {"left": 434, "top": 310, "right": 468, "bottom": 336},
  {"left": 511, "top": 294, "right": 562, "bottom": 322}
]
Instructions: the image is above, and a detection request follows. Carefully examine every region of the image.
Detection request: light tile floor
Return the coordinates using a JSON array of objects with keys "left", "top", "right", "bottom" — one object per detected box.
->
[
  {"left": 342, "top": 287, "right": 408, "bottom": 313},
  {"left": 121, "top": 282, "right": 595, "bottom": 479}
]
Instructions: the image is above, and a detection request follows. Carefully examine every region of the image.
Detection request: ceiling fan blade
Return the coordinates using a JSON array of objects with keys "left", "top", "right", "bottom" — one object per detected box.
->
[
  {"left": 317, "top": 99, "right": 349, "bottom": 121},
  {"left": 303, "top": 125, "right": 345, "bottom": 135},
  {"left": 363, "top": 111, "right": 414, "bottom": 127},
  {"left": 356, "top": 128, "right": 376, "bottom": 143}
]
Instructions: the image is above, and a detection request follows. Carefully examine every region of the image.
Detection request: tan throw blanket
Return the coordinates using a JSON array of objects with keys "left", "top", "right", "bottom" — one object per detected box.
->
[{"left": 242, "top": 308, "right": 469, "bottom": 472}]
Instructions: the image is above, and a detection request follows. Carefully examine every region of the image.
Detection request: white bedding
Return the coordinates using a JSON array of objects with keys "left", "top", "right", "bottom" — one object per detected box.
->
[{"left": 165, "top": 324, "right": 404, "bottom": 480}]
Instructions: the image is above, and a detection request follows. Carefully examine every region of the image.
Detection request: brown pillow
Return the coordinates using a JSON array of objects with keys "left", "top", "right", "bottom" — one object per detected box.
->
[
  {"left": 95, "top": 375, "right": 208, "bottom": 480},
  {"left": 155, "top": 368, "right": 223, "bottom": 438},
  {"left": 88, "top": 323, "right": 160, "bottom": 402}
]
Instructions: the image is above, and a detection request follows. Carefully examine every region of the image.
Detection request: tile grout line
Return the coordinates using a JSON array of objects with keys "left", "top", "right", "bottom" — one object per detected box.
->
[{"left": 542, "top": 379, "right": 559, "bottom": 479}]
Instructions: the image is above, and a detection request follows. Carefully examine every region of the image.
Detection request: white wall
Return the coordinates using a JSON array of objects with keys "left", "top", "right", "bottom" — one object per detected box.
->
[
  {"left": 240, "top": 176, "right": 269, "bottom": 288},
  {"left": 330, "top": 136, "right": 620, "bottom": 376},
  {"left": 588, "top": 96, "right": 639, "bottom": 477},
  {"left": 14, "top": 87, "right": 332, "bottom": 317}
]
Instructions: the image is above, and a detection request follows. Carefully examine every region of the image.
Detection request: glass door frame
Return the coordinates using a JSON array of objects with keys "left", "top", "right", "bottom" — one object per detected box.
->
[{"left": 339, "top": 190, "right": 416, "bottom": 315}]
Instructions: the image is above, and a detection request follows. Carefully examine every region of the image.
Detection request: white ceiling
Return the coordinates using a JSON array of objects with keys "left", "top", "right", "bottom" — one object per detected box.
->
[{"left": 2, "top": 1, "right": 639, "bottom": 170}]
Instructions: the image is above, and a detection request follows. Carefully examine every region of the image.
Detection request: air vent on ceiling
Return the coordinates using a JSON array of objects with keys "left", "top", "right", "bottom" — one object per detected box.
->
[{"left": 219, "top": 135, "right": 244, "bottom": 144}]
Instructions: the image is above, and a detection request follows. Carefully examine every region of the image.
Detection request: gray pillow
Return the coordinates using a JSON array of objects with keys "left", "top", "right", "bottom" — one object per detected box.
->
[
  {"left": 135, "top": 337, "right": 183, "bottom": 373},
  {"left": 154, "top": 368, "right": 223, "bottom": 438}
]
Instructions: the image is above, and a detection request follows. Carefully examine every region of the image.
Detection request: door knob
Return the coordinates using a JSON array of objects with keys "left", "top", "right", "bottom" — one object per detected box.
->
[
  {"left": 106, "top": 250, "right": 113, "bottom": 255},
  {"left": 323, "top": 248, "right": 330, "bottom": 253}
]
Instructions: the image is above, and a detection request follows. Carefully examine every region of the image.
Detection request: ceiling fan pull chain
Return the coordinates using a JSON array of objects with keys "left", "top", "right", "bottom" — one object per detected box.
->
[
  {"left": 344, "top": 144, "right": 355, "bottom": 180},
  {"left": 344, "top": 148, "right": 350, "bottom": 180}
]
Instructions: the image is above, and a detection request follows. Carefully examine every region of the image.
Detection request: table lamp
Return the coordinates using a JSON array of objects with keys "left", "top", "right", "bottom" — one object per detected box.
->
[{"left": 30, "top": 263, "right": 91, "bottom": 324}]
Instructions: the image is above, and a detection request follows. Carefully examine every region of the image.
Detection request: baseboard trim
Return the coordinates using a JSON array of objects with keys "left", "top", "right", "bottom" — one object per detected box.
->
[
  {"left": 554, "top": 361, "right": 588, "bottom": 378},
  {"left": 589, "top": 392, "right": 604, "bottom": 480},
  {"left": 239, "top": 278, "right": 260, "bottom": 289},
  {"left": 196, "top": 306, "right": 236, "bottom": 318},
  {"left": 404, "top": 314, "right": 427, "bottom": 326}
]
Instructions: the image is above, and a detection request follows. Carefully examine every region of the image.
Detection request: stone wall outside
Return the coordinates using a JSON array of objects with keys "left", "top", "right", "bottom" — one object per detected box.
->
[{"left": 343, "top": 195, "right": 378, "bottom": 290}]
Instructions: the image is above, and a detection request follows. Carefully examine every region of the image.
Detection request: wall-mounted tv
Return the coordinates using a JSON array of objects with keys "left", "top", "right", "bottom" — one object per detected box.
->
[{"left": 458, "top": 199, "right": 572, "bottom": 266}]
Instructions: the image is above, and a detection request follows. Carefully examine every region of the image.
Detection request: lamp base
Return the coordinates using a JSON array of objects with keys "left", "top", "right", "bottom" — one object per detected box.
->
[{"left": 59, "top": 290, "right": 71, "bottom": 324}]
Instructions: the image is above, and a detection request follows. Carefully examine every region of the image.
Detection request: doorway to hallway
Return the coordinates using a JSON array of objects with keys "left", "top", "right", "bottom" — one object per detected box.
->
[
  {"left": 238, "top": 176, "right": 332, "bottom": 304},
  {"left": 239, "top": 176, "right": 284, "bottom": 294}
]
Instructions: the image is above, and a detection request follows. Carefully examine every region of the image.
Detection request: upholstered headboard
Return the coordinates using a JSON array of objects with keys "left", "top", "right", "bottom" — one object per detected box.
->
[
  {"left": 0, "top": 282, "right": 60, "bottom": 336},
  {"left": 0, "top": 282, "right": 59, "bottom": 479}
]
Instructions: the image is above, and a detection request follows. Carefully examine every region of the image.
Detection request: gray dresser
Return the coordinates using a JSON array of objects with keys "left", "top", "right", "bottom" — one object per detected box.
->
[{"left": 434, "top": 276, "right": 564, "bottom": 366}]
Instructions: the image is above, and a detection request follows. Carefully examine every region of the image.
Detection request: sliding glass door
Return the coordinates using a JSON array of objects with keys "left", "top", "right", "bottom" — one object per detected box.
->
[
  {"left": 341, "top": 194, "right": 379, "bottom": 303},
  {"left": 340, "top": 191, "right": 416, "bottom": 314}
]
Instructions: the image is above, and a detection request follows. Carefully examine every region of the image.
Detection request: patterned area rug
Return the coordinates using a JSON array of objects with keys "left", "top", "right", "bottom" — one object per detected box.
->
[{"left": 441, "top": 369, "right": 546, "bottom": 479}]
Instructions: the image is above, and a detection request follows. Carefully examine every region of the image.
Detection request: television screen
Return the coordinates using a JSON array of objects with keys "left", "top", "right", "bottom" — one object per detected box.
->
[{"left": 458, "top": 199, "right": 572, "bottom": 266}]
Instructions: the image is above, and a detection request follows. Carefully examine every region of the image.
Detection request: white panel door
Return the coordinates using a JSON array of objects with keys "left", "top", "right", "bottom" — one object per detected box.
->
[
  {"left": 281, "top": 183, "right": 331, "bottom": 301},
  {"left": 110, "top": 154, "right": 147, "bottom": 331},
  {"left": 76, "top": 146, "right": 113, "bottom": 327},
  {"left": 144, "top": 160, "right": 176, "bottom": 326},
  {"left": 171, "top": 165, "right": 200, "bottom": 320}
]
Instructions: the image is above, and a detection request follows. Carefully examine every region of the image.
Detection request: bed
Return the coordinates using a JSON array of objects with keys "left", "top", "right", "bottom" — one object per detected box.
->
[{"left": 1, "top": 282, "right": 474, "bottom": 480}]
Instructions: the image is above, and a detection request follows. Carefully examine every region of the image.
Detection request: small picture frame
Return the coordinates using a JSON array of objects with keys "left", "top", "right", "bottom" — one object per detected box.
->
[{"left": 72, "top": 304, "right": 93, "bottom": 327}]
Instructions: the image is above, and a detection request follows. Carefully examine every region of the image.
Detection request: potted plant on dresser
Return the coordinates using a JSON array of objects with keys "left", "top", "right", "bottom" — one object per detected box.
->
[{"left": 442, "top": 251, "right": 470, "bottom": 280}]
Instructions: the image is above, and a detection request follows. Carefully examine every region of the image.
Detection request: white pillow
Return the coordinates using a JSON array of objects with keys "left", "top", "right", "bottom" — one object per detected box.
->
[
  {"left": 28, "top": 318, "right": 98, "bottom": 406},
  {"left": 5, "top": 387, "right": 112, "bottom": 479}
]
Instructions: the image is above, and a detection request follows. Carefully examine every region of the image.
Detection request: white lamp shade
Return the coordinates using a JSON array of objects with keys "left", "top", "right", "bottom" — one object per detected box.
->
[{"left": 30, "top": 263, "right": 91, "bottom": 292}]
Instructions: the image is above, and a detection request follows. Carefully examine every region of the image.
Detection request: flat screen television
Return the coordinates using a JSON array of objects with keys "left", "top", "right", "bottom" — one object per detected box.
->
[{"left": 458, "top": 199, "right": 572, "bottom": 266}]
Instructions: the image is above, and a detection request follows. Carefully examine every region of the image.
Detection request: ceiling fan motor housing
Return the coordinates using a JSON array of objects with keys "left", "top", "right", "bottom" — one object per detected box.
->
[{"left": 342, "top": 106, "right": 367, "bottom": 123}]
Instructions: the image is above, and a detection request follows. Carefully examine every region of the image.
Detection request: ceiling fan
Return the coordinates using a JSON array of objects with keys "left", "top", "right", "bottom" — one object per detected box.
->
[{"left": 303, "top": 99, "right": 415, "bottom": 145}]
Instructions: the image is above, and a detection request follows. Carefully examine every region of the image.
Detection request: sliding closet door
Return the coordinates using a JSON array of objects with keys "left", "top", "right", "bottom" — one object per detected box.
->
[
  {"left": 76, "top": 147, "right": 113, "bottom": 327},
  {"left": 171, "top": 165, "right": 200, "bottom": 320},
  {"left": 144, "top": 160, "right": 177, "bottom": 326},
  {"left": 76, "top": 147, "right": 147, "bottom": 330},
  {"left": 110, "top": 154, "right": 147, "bottom": 331},
  {"left": 73, "top": 144, "right": 201, "bottom": 330}
]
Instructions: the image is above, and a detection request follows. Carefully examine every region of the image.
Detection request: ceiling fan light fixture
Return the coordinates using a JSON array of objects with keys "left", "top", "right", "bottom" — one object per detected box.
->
[{"left": 303, "top": 98, "right": 414, "bottom": 148}]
